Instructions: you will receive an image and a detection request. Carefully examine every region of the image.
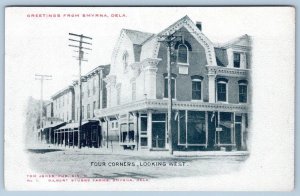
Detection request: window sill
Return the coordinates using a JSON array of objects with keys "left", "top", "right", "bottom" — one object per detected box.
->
[
  {"left": 163, "top": 98, "right": 177, "bottom": 101},
  {"left": 217, "top": 101, "right": 228, "bottom": 104},
  {"left": 191, "top": 99, "right": 203, "bottom": 102},
  {"left": 177, "top": 62, "right": 189, "bottom": 67}
]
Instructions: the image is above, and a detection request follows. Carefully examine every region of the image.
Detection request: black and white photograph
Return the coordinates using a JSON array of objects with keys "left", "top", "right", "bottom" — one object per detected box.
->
[{"left": 4, "top": 7, "right": 295, "bottom": 191}]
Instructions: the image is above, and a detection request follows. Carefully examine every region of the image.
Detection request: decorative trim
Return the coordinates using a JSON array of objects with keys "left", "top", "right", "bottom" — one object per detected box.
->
[
  {"left": 207, "top": 65, "right": 250, "bottom": 77},
  {"left": 94, "top": 99, "right": 249, "bottom": 118},
  {"left": 153, "top": 16, "right": 217, "bottom": 66},
  {"left": 104, "top": 75, "right": 116, "bottom": 87}
]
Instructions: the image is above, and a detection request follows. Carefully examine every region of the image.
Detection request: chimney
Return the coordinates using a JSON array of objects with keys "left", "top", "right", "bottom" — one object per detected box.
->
[{"left": 196, "top": 22, "right": 202, "bottom": 31}]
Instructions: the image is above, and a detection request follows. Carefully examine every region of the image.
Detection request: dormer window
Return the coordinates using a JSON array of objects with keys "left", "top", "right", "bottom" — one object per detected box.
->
[
  {"left": 233, "top": 52, "right": 241, "bottom": 68},
  {"left": 122, "top": 51, "right": 129, "bottom": 71},
  {"left": 178, "top": 44, "right": 188, "bottom": 64}
]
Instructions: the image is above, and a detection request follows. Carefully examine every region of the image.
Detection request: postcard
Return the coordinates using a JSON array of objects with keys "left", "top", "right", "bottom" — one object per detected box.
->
[{"left": 4, "top": 6, "right": 295, "bottom": 191}]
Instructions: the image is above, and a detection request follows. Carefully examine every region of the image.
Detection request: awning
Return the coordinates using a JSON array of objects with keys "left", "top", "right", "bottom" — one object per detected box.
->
[
  {"left": 57, "top": 120, "right": 98, "bottom": 130},
  {"left": 42, "top": 122, "right": 66, "bottom": 132},
  {"left": 44, "top": 122, "right": 66, "bottom": 129}
]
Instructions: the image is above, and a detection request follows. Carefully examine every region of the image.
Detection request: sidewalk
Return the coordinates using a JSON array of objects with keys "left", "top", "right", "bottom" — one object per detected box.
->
[{"left": 26, "top": 142, "right": 249, "bottom": 158}]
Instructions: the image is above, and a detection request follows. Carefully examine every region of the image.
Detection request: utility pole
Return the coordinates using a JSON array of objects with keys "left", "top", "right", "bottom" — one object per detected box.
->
[
  {"left": 68, "top": 33, "right": 92, "bottom": 149},
  {"left": 35, "top": 74, "right": 52, "bottom": 142},
  {"left": 158, "top": 33, "right": 181, "bottom": 155}
]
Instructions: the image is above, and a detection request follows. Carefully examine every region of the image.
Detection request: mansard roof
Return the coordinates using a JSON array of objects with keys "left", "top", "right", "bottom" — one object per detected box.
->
[
  {"left": 112, "top": 15, "right": 251, "bottom": 68},
  {"left": 214, "top": 47, "right": 228, "bottom": 67}
]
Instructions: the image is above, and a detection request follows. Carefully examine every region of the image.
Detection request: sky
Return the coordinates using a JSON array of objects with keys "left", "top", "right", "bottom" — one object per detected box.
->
[{"left": 5, "top": 7, "right": 269, "bottom": 101}]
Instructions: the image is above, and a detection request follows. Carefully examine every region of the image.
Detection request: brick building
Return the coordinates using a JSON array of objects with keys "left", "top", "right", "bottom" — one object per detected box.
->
[
  {"left": 43, "top": 65, "right": 110, "bottom": 148},
  {"left": 95, "top": 15, "right": 251, "bottom": 151}
]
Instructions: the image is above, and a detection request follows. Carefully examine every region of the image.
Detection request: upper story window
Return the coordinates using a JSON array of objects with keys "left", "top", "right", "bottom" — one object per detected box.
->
[
  {"left": 132, "top": 81, "right": 136, "bottom": 101},
  {"left": 93, "top": 101, "right": 96, "bottom": 117},
  {"left": 82, "top": 106, "right": 85, "bottom": 119},
  {"left": 178, "top": 44, "right": 188, "bottom": 64},
  {"left": 233, "top": 52, "right": 241, "bottom": 68},
  {"left": 217, "top": 78, "right": 228, "bottom": 102},
  {"left": 164, "top": 74, "right": 176, "bottom": 99},
  {"left": 93, "top": 78, "right": 96, "bottom": 95},
  {"left": 191, "top": 76, "right": 203, "bottom": 100},
  {"left": 238, "top": 80, "right": 248, "bottom": 103},
  {"left": 122, "top": 51, "right": 129, "bottom": 71},
  {"left": 87, "top": 104, "right": 90, "bottom": 119},
  {"left": 116, "top": 86, "right": 121, "bottom": 105}
]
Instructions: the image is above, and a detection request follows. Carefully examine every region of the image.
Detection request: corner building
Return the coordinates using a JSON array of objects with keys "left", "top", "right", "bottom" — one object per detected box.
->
[{"left": 95, "top": 15, "right": 251, "bottom": 151}]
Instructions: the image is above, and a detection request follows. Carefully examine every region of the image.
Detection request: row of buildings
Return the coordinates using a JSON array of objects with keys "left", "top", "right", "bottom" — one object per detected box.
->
[{"left": 39, "top": 15, "right": 251, "bottom": 152}]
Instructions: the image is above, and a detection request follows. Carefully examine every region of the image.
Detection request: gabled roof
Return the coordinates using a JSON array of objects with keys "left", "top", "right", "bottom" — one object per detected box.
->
[
  {"left": 221, "top": 34, "right": 251, "bottom": 48},
  {"left": 123, "top": 29, "right": 154, "bottom": 45}
]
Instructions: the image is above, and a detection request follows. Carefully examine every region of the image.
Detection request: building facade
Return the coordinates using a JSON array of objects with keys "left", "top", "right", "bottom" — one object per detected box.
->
[
  {"left": 95, "top": 16, "right": 251, "bottom": 151},
  {"left": 42, "top": 65, "right": 110, "bottom": 148}
]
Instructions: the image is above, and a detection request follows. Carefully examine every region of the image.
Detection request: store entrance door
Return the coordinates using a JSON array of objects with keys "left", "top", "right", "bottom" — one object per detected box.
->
[{"left": 152, "top": 122, "right": 166, "bottom": 149}]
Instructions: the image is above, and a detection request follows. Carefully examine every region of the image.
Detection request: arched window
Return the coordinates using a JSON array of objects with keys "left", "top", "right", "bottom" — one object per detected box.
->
[
  {"left": 217, "top": 78, "right": 228, "bottom": 102},
  {"left": 122, "top": 51, "right": 129, "bottom": 71},
  {"left": 178, "top": 44, "right": 188, "bottom": 64},
  {"left": 238, "top": 80, "right": 248, "bottom": 103}
]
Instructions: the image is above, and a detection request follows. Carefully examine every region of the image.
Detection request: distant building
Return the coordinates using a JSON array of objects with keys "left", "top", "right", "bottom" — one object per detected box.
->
[
  {"left": 95, "top": 15, "right": 251, "bottom": 151},
  {"left": 42, "top": 65, "right": 110, "bottom": 148}
]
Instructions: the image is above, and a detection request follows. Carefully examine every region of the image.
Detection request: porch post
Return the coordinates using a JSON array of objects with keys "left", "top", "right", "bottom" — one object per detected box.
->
[
  {"left": 73, "top": 129, "right": 75, "bottom": 148},
  {"left": 208, "top": 72, "right": 216, "bottom": 103},
  {"left": 106, "top": 119, "right": 109, "bottom": 148},
  {"left": 127, "top": 113, "right": 130, "bottom": 143},
  {"left": 133, "top": 112, "right": 138, "bottom": 150},
  {"left": 205, "top": 111, "right": 208, "bottom": 148},
  {"left": 138, "top": 112, "right": 142, "bottom": 149},
  {"left": 68, "top": 129, "right": 70, "bottom": 148},
  {"left": 49, "top": 128, "right": 51, "bottom": 144},
  {"left": 147, "top": 110, "right": 152, "bottom": 149},
  {"left": 64, "top": 130, "right": 67, "bottom": 147}
]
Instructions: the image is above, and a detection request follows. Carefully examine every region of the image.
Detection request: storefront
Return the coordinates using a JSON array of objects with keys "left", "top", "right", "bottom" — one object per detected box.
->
[
  {"left": 55, "top": 120, "right": 102, "bottom": 148},
  {"left": 95, "top": 99, "right": 249, "bottom": 152}
]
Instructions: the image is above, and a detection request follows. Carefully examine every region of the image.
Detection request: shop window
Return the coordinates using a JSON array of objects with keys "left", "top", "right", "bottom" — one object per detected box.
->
[
  {"left": 218, "top": 112, "right": 234, "bottom": 144},
  {"left": 217, "top": 78, "right": 228, "bottom": 102},
  {"left": 178, "top": 110, "right": 206, "bottom": 145},
  {"left": 140, "top": 116, "right": 147, "bottom": 135},
  {"left": 140, "top": 137, "right": 148, "bottom": 146}
]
